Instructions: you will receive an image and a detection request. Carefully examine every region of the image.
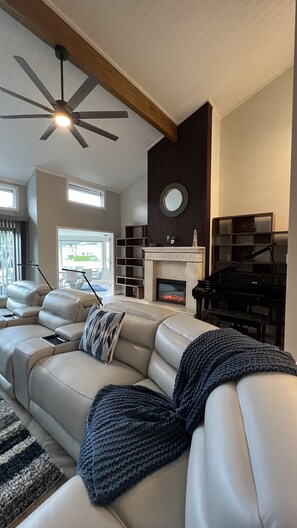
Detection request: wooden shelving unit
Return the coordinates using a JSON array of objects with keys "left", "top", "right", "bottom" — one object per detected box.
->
[
  {"left": 116, "top": 225, "right": 148, "bottom": 298},
  {"left": 212, "top": 213, "right": 288, "bottom": 285}
]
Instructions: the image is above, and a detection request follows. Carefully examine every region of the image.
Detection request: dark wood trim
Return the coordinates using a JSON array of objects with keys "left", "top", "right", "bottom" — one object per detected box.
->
[
  {"left": 204, "top": 101, "right": 212, "bottom": 271},
  {"left": 0, "top": 0, "right": 177, "bottom": 142}
]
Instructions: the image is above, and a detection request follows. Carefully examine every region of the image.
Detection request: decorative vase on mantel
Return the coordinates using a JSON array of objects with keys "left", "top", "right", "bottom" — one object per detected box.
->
[{"left": 192, "top": 229, "right": 198, "bottom": 247}]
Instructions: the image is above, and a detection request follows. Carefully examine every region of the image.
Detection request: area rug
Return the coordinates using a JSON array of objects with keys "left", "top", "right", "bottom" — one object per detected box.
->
[{"left": 0, "top": 397, "right": 63, "bottom": 528}]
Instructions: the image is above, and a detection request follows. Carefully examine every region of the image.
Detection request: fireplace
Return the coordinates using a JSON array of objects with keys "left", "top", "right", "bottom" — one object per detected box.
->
[
  {"left": 144, "top": 246, "right": 205, "bottom": 312},
  {"left": 157, "top": 279, "right": 186, "bottom": 305}
]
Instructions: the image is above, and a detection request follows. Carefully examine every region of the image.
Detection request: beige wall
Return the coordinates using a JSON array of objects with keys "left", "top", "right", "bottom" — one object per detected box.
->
[
  {"left": 26, "top": 170, "right": 121, "bottom": 288},
  {"left": 121, "top": 175, "right": 148, "bottom": 235},
  {"left": 26, "top": 173, "right": 38, "bottom": 273},
  {"left": 219, "top": 68, "right": 293, "bottom": 231}
]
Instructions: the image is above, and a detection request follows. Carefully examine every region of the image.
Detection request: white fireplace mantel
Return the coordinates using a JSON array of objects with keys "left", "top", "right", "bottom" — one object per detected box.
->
[{"left": 143, "top": 246, "right": 205, "bottom": 311}]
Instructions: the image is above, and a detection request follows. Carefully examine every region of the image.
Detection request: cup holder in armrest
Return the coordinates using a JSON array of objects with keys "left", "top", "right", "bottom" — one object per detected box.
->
[{"left": 40, "top": 334, "right": 69, "bottom": 346}]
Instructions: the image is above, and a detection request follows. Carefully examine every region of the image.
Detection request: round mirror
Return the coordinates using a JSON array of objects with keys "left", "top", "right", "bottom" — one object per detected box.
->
[
  {"left": 159, "top": 183, "right": 188, "bottom": 217},
  {"left": 164, "top": 188, "right": 183, "bottom": 211}
]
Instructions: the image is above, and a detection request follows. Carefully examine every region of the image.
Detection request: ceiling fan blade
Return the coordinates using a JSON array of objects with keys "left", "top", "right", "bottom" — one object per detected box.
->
[
  {"left": 73, "top": 111, "right": 128, "bottom": 119},
  {"left": 0, "top": 114, "right": 53, "bottom": 119},
  {"left": 40, "top": 122, "right": 58, "bottom": 140},
  {"left": 76, "top": 119, "right": 119, "bottom": 141},
  {"left": 66, "top": 76, "right": 97, "bottom": 111},
  {"left": 14, "top": 56, "right": 57, "bottom": 109},
  {"left": 69, "top": 124, "right": 88, "bottom": 148},
  {"left": 0, "top": 86, "right": 54, "bottom": 113}
]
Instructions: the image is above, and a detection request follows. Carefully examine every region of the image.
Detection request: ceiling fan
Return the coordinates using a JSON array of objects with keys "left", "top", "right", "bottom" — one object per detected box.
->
[{"left": 0, "top": 45, "right": 128, "bottom": 148}]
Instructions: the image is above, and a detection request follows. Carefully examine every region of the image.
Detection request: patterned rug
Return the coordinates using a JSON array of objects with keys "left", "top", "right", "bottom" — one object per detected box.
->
[{"left": 0, "top": 397, "right": 63, "bottom": 528}]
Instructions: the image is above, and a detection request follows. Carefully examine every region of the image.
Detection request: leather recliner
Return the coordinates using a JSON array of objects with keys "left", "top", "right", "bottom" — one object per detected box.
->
[
  {"left": 0, "top": 288, "right": 96, "bottom": 397},
  {"left": 0, "top": 280, "right": 50, "bottom": 322}
]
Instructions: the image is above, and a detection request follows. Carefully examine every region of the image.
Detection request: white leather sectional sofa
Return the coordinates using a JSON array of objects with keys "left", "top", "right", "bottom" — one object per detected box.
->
[{"left": 1, "top": 298, "right": 297, "bottom": 528}]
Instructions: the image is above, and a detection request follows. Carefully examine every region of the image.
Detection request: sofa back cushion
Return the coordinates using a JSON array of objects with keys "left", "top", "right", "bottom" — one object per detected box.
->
[
  {"left": 104, "top": 301, "right": 175, "bottom": 376},
  {"left": 79, "top": 305, "right": 125, "bottom": 363},
  {"left": 5, "top": 280, "right": 51, "bottom": 312},
  {"left": 37, "top": 289, "right": 95, "bottom": 331},
  {"left": 149, "top": 314, "right": 216, "bottom": 397}
]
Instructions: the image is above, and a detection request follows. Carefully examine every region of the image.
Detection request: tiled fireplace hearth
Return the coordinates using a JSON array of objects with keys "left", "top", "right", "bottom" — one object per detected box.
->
[{"left": 143, "top": 247, "right": 205, "bottom": 311}]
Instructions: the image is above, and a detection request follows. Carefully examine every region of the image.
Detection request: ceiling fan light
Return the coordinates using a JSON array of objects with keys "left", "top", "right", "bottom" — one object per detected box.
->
[{"left": 55, "top": 113, "right": 71, "bottom": 127}]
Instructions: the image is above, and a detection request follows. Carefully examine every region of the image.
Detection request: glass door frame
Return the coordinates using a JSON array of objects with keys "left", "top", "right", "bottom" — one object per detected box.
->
[{"left": 56, "top": 226, "right": 114, "bottom": 294}]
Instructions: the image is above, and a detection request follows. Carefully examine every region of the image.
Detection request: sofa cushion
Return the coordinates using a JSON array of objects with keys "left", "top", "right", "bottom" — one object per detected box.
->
[
  {"left": 149, "top": 314, "right": 217, "bottom": 397},
  {"left": 104, "top": 300, "right": 175, "bottom": 376},
  {"left": 15, "top": 475, "right": 125, "bottom": 528},
  {"left": 5, "top": 281, "right": 50, "bottom": 312},
  {"left": 79, "top": 305, "right": 125, "bottom": 363},
  {"left": 37, "top": 289, "right": 95, "bottom": 331},
  {"left": 111, "top": 449, "right": 189, "bottom": 528},
  {"left": 29, "top": 351, "right": 144, "bottom": 459},
  {"left": 0, "top": 308, "right": 13, "bottom": 317}
]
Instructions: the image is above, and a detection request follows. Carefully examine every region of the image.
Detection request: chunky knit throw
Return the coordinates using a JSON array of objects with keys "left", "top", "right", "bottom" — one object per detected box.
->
[{"left": 77, "top": 328, "right": 297, "bottom": 505}]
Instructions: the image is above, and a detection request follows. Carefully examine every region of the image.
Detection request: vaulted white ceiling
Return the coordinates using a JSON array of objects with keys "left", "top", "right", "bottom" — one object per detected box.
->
[{"left": 0, "top": 0, "right": 294, "bottom": 191}]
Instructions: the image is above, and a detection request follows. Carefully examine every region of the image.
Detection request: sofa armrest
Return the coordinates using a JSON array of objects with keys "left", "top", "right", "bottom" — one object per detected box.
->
[
  {"left": 55, "top": 322, "right": 86, "bottom": 342},
  {"left": 0, "top": 295, "right": 7, "bottom": 308},
  {"left": 13, "top": 306, "right": 42, "bottom": 319},
  {"left": 14, "top": 338, "right": 55, "bottom": 411},
  {"left": 0, "top": 314, "right": 39, "bottom": 328},
  {"left": 186, "top": 372, "right": 297, "bottom": 528},
  {"left": 17, "top": 476, "right": 125, "bottom": 528},
  {"left": 14, "top": 335, "right": 80, "bottom": 411}
]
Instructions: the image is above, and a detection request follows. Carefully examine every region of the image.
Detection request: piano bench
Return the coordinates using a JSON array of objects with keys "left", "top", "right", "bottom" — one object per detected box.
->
[{"left": 208, "top": 309, "right": 267, "bottom": 343}]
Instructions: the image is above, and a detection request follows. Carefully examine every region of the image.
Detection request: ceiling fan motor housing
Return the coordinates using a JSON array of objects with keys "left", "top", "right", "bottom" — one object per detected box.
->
[{"left": 55, "top": 44, "right": 68, "bottom": 62}]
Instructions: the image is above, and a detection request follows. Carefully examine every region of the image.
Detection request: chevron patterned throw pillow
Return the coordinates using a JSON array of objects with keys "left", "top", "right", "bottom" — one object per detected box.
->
[{"left": 79, "top": 305, "right": 125, "bottom": 364}]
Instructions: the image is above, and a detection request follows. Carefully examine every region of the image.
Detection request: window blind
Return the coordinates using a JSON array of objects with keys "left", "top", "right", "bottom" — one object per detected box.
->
[{"left": 0, "top": 218, "right": 22, "bottom": 294}]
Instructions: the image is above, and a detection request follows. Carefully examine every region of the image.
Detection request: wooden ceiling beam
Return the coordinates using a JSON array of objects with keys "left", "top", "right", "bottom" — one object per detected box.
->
[{"left": 0, "top": 0, "right": 177, "bottom": 141}]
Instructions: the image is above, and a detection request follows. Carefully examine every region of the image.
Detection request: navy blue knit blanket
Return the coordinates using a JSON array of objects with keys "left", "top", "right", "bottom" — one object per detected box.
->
[{"left": 77, "top": 328, "right": 297, "bottom": 505}]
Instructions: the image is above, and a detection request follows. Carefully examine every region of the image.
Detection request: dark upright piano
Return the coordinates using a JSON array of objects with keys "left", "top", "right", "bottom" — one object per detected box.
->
[{"left": 192, "top": 244, "right": 286, "bottom": 346}]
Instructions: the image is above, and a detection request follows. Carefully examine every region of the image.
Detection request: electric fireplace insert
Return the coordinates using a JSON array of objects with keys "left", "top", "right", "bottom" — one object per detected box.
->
[{"left": 157, "top": 278, "right": 186, "bottom": 305}]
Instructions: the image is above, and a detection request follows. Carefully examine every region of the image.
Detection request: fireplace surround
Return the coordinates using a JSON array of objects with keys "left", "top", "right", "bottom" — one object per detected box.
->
[{"left": 143, "top": 246, "right": 205, "bottom": 311}]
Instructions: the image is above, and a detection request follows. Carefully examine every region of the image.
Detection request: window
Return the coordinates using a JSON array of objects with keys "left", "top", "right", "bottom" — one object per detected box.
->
[
  {"left": 0, "top": 218, "right": 22, "bottom": 294},
  {"left": 0, "top": 184, "right": 18, "bottom": 210},
  {"left": 67, "top": 183, "right": 105, "bottom": 208}
]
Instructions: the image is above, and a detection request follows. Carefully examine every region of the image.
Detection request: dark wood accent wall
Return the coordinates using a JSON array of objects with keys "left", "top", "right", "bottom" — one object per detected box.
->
[{"left": 148, "top": 101, "right": 212, "bottom": 270}]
